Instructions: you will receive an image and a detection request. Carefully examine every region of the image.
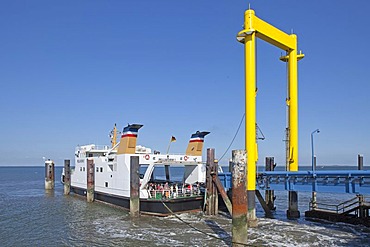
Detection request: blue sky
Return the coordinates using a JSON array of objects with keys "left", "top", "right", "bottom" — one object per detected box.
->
[{"left": 1, "top": 1, "right": 369, "bottom": 167}]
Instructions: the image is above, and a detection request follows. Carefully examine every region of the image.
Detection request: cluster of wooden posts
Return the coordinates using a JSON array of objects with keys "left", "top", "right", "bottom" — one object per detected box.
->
[{"left": 204, "top": 148, "right": 249, "bottom": 246}]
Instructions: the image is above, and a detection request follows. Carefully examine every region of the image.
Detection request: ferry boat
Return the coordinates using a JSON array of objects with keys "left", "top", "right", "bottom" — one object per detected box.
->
[{"left": 63, "top": 123, "right": 210, "bottom": 216}]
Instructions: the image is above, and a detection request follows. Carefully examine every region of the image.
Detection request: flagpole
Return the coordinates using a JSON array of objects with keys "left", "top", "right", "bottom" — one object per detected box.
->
[{"left": 166, "top": 136, "right": 176, "bottom": 154}]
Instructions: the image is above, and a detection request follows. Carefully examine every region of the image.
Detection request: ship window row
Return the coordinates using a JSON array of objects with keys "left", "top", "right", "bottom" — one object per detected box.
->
[
  {"left": 96, "top": 167, "right": 103, "bottom": 172},
  {"left": 79, "top": 167, "right": 86, "bottom": 172}
]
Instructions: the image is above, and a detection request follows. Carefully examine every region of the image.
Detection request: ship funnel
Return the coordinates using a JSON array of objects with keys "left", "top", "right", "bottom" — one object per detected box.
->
[
  {"left": 117, "top": 124, "right": 143, "bottom": 154},
  {"left": 185, "top": 131, "right": 210, "bottom": 156}
]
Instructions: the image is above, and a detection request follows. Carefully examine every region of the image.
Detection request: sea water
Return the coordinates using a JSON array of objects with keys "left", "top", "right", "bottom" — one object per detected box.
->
[{"left": 0, "top": 166, "right": 369, "bottom": 247}]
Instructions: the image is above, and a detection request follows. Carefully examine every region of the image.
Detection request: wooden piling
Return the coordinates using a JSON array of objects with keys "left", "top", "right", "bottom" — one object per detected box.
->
[
  {"left": 213, "top": 159, "right": 219, "bottom": 215},
  {"left": 265, "top": 157, "right": 276, "bottom": 210},
  {"left": 212, "top": 174, "right": 232, "bottom": 216},
  {"left": 86, "top": 159, "right": 95, "bottom": 202},
  {"left": 231, "top": 150, "right": 248, "bottom": 246},
  {"left": 44, "top": 160, "right": 54, "bottom": 190},
  {"left": 130, "top": 156, "right": 140, "bottom": 217},
  {"left": 64, "top": 159, "right": 71, "bottom": 195},
  {"left": 358, "top": 154, "right": 364, "bottom": 170},
  {"left": 206, "top": 148, "right": 218, "bottom": 215}
]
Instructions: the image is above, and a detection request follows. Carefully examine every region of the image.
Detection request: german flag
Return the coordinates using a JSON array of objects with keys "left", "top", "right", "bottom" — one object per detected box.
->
[{"left": 171, "top": 136, "right": 176, "bottom": 142}]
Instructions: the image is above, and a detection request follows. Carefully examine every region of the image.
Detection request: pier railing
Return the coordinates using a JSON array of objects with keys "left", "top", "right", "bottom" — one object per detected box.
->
[{"left": 309, "top": 195, "right": 369, "bottom": 215}]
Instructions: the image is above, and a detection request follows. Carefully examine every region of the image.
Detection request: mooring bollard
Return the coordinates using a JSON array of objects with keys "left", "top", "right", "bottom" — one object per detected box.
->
[
  {"left": 358, "top": 154, "right": 364, "bottom": 170},
  {"left": 64, "top": 159, "right": 71, "bottom": 195},
  {"left": 231, "top": 150, "right": 248, "bottom": 246},
  {"left": 44, "top": 159, "right": 55, "bottom": 190},
  {"left": 86, "top": 159, "right": 94, "bottom": 202},
  {"left": 130, "top": 156, "right": 140, "bottom": 217}
]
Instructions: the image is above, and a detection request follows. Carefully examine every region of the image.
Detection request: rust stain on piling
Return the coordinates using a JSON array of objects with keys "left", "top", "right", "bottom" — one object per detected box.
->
[{"left": 231, "top": 150, "right": 248, "bottom": 246}]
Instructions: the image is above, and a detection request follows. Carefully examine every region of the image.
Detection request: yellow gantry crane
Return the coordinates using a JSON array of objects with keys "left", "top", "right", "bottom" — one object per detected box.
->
[{"left": 237, "top": 9, "right": 304, "bottom": 219}]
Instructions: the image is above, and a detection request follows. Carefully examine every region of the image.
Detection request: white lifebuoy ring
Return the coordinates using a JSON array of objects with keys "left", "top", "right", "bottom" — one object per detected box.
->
[
  {"left": 184, "top": 156, "right": 188, "bottom": 161},
  {"left": 145, "top": 154, "right": 150, "bottom": 160}
]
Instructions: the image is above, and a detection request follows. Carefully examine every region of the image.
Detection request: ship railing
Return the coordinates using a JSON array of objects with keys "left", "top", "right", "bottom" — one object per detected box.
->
[
  {"left": 90, "top": 145, "right": 110, "bottom": 151},
  {"left": 147, "top": 188, "right": 201, "bottom": 200},
  {"left": 76, "top": 145, "right": 110, "bottom": 152}
]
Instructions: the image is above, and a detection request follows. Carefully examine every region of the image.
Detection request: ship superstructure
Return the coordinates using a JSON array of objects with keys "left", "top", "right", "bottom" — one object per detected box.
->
[{"left": 67, "top": 124, "right": 210, "bottom": 215}]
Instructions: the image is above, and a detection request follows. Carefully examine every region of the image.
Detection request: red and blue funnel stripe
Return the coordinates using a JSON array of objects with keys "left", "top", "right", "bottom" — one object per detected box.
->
[
  {"left": 189, "top": 131, "right": 210, "bottom": 143},
  {"left": 121, "top": 124, "right": 143, "bottom": 138}
]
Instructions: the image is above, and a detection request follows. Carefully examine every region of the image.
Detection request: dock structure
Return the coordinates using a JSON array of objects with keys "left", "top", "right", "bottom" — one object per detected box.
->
[
  {"left": 236, "top": 9, "right": 304, "bottom": 220},
  {"left": 305, "top": 195, "right": 370, "bottom": 227},
  {"left": 44, "top": 159, "right": 55, "bottom": 190},
  {"left": 218, "top": 153, "right": 370, "bottom": 226}
]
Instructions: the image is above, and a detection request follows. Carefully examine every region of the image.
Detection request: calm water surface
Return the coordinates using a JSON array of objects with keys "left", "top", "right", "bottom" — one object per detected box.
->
[{"left": 0, "top": 166, "right": 369, "bottom": 246}]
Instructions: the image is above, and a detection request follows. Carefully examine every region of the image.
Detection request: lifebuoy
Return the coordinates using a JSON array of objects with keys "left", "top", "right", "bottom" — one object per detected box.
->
[
  {"left": 145, "top": 154, "right": 150, "bottom": 160},
  {"left": 184, "top": 156, "right": 188, "bottom": 161}
]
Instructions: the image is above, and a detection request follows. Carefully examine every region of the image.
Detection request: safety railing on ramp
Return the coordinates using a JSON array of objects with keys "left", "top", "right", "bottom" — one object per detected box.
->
[{"left": 309, "top": 195, "right": 369, "bottom": 216}]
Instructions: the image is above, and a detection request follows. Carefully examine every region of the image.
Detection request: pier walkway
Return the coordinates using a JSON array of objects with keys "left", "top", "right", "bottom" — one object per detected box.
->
[{"left": 218, "top": 170, "right": 370, "bottom": 194}]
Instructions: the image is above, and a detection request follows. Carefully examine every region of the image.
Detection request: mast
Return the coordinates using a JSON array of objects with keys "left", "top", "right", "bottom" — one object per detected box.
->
[{"left": 110, "top": 124, "right": 118, "bottom": 148}]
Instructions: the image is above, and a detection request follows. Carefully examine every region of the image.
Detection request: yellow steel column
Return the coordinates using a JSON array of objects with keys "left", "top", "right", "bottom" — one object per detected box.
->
[
  {"left": 288, "top": 35, "right": 298, "bottom": 171},
  {"left": 245, "top": 32, "right": 257, "bottom": 190},
  {"left": 243, "top": 9, "right": 258, "bottom": 227}
]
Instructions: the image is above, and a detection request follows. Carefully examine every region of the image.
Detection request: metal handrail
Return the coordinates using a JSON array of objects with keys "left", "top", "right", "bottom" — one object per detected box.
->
[{"left": 310, "top": 195, "right": 364, "bottom": 214}]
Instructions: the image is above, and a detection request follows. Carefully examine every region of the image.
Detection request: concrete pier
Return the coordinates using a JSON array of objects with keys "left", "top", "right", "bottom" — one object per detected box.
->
[
  {"left": 231, "top": 150, "right": 248, "bottom": 246},
  {"left": 287, "top": 191, "right": 300, "bottom": 219},
  {"left": 86, "top": 159, "right": 95, "bottom": 202},
  {"left": 64, "top": 159, "right": 71, "bottom": 195},
  {"left": 44, "top": 160, "right": 54, "bottom": 190},
  {"left": 130, "top": 156, "right": 140, "bottom": 217}
]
